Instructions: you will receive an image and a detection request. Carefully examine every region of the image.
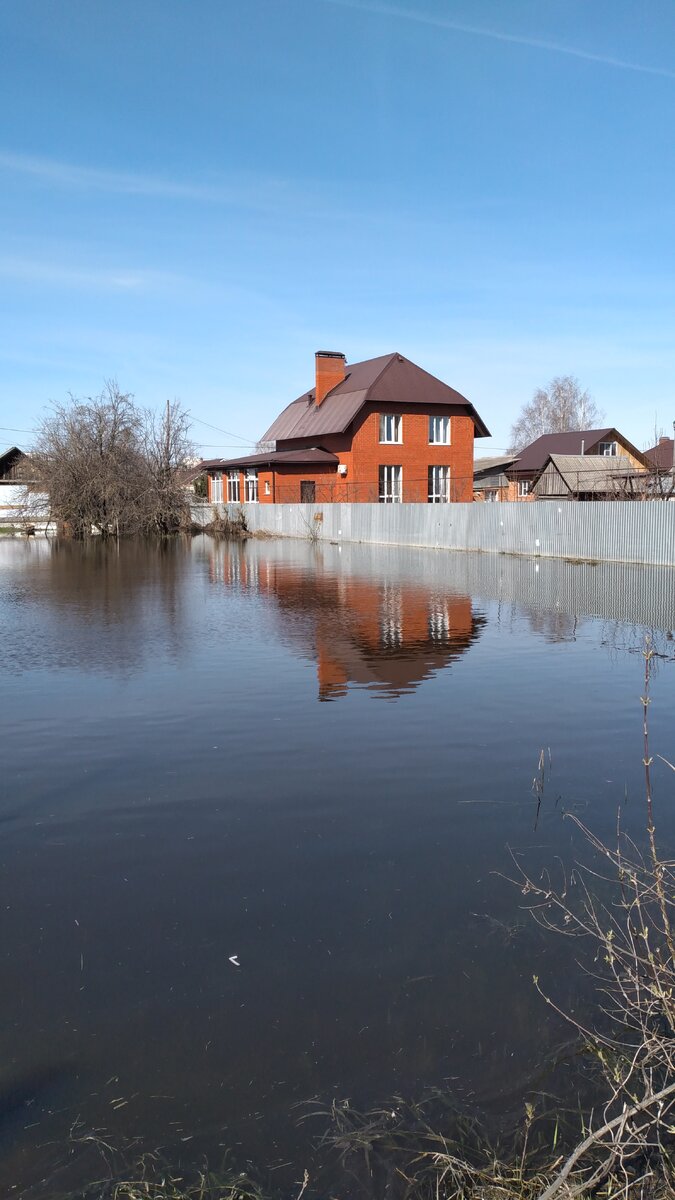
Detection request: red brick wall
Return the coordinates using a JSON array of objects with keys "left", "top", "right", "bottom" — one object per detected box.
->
[
  {"left": 268, "top": 466, "right": 344, "bottom": 504},
  {"left": 343, "top": 404, "right": 475, "bottom": 502}
]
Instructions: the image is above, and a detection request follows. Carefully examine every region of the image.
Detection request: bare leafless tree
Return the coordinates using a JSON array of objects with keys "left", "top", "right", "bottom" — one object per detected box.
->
[
  {"left": 31, "top": 381, "right": 195, "bottom": 537},
  {"left": 142, "top": 399, "right": 196, "bottom": 534},
  {"left": 509, "top": 377, "right": 604, "bottom": 454}
]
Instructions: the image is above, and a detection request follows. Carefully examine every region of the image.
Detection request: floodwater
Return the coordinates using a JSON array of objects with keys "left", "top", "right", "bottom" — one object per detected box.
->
[{"left": 2, "top": 534, "right": 675, "bottom": 1196}]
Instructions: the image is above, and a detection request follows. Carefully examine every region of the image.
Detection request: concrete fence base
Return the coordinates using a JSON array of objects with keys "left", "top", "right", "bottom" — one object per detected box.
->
[{"left": 191, "top": 501, "right": 675, "bottom": 568}]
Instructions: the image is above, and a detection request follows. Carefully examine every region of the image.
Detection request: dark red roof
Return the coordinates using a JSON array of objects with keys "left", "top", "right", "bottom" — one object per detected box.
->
[
  {"left": 262, "top": 352, "right": 490, "bottom": 441},
  {"left": 644, "top": 438, "right": 674, "bottom": 471},
  {"left": 510, "top": 429, "right": 648, "bottom": 475},
  {"left": 199, "top": 447, "right": 339, "bottom": 471}
]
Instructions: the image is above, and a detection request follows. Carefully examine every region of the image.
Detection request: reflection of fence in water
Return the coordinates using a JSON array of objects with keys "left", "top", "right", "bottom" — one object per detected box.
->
[{"left": 453, "top": 554, "right": 675, "bottom": 635}]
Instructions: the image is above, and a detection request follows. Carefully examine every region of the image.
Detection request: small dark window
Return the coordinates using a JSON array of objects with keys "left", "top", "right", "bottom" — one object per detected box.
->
[{"left": 300, "top": 480, "right": 316, "bottom": 502}]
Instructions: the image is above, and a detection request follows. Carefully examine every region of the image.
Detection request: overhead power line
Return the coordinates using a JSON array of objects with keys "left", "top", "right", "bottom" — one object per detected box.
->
[{"left": 189, "top": 414, "right": 257, "bottom": 444}]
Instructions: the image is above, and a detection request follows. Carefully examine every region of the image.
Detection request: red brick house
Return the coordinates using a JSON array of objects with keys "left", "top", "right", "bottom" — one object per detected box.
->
[{"left": 201, "top": 351, "right": 489, "bottom": 504}]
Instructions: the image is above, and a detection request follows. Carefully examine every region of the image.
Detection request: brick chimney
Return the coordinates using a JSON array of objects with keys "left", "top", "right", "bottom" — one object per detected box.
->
[{"left": 315, "top": 351, "right": 346, "bottom": 406}]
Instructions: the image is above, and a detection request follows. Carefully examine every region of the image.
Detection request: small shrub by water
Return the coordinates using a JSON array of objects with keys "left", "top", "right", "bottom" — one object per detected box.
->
[{"left": 204, "top": 507, "right": 249, "bottom": 539}]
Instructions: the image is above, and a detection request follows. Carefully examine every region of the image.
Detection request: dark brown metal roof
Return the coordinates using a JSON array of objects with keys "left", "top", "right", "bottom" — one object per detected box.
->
[
  {"left": 644, "top": 438, "right": 674, "bottom": 471},
  {"left": 262, "top": 352, "right": 490, "bottom": 441},
  {"left": 199, "top": 447, "right": 339, "bottom": 471},
  {"left": 510, "top": 429, "right": 649, "bottom": 475}
]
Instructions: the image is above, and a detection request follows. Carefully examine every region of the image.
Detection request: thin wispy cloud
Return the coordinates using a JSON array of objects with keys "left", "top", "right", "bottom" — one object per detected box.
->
[
  {"left": 323, "top": 0, "right": 675, "bottom": 80},
  {"left": 0, "top": 152, "right": 308, "bottom": 209},
  {"left": 0, "top": 149, "right": 478, "bottom": 229},
  {"left": 0, "top": 150, "right": 397, "bottom": 227},
  {"left": 0, "top": 255, "right": 179, "bottom": 292},
  {"left": 0, "top": 151, "right": 225, "bottom": 199}
]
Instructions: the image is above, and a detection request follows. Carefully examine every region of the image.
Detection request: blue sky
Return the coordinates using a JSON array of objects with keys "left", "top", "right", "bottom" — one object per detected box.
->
[{"left": 2, "top": 0, "right": 675, "bottom": 458}]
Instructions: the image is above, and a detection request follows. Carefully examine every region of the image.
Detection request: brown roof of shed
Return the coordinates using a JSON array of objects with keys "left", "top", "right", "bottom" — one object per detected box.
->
[
  {"left": 510, "top": 429, "right": 648, "bottom": 475},
  {"left": 262, "top": 352, "right": 490, "bottom": 441},
  {"left": 199, "top": 447, "right": 339, "bottom": 471}
]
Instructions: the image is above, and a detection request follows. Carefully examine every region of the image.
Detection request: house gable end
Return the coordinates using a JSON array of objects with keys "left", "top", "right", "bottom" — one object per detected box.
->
[{"left": 586, "top": 429, "right": 650, "bottom": 468}]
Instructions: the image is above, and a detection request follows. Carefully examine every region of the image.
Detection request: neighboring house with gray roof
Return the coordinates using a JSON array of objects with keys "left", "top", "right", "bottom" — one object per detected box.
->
[
  {"left": 507, "top": 428, "right": 650, "bottom": 499},
  {"left": 200, "top": 350, "right": 490, "bottom": 504}
]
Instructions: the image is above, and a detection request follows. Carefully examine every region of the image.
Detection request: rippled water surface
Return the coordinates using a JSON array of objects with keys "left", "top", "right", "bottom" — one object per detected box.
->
[{"left": 2, "top": 535, "right": 675, "bottom": 1195}]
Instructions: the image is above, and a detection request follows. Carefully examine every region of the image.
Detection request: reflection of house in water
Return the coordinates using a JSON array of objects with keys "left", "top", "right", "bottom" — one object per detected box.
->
[{"left": 208, "top": 545, "right": 485, "bottom": 699}]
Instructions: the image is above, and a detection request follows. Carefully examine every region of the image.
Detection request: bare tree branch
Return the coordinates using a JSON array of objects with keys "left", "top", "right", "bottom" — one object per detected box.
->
[{"left": 509, "top": 376, "right": 604, "bottom": 454}]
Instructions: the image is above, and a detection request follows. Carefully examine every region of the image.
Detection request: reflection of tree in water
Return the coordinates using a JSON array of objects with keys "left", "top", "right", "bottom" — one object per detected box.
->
[
  {"left": 507, "top": 606, "right": 675, "bottom": 654},
  {"left": 599, "top": 622, "right": 675, "bottom": 672},
  {"left": 204, "top": 540, "right": 486, "bottom": 700},
  {"left": 523, "top": 607, "right": 581, "bottom": 643},
  {"left": 0, "top": 538, "right": 189, "bottom": 676},
  {"left": 490, "top": 598, "right": 584, "bottom": 645},
  {"left": 495, "top": 599, "right": 675, "bottom": 656}
]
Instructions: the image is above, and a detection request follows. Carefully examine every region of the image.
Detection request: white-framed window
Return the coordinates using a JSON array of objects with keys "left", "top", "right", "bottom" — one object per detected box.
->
[
  {"left": 227, "top": 470, "right": 240, "bottom": 502},
  {"left": 264, "top": 480, "right": 271, "bottom": 496},
  {"left": 518, "top": 479, "right": 530, "bottom": 497},
  {"left": 245, "top": 469, "right": 258, "bottom": 502},
  {"left": 379, "top": 413, "right": 402, "bottom": 443},
  {"left": 211, "top": 472, "right": 223, "bottom": 503},
  {"left": 428, "top": 604, "right": 450, "bottom": 641},
  {"left": 429, "top": 415, "right": 451, "bottom": 444},
  {"left": 379, "top": 464, "right": 402, "bottom": 503},
  {"left": 428, "top": 465, "right": 450, "bottom": 503},
  {"left": 485, "top": 488, "right": 499, "bottom": 502},
  {"left": 598, "top": 441, "right": 617, "bottom": 456}
]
